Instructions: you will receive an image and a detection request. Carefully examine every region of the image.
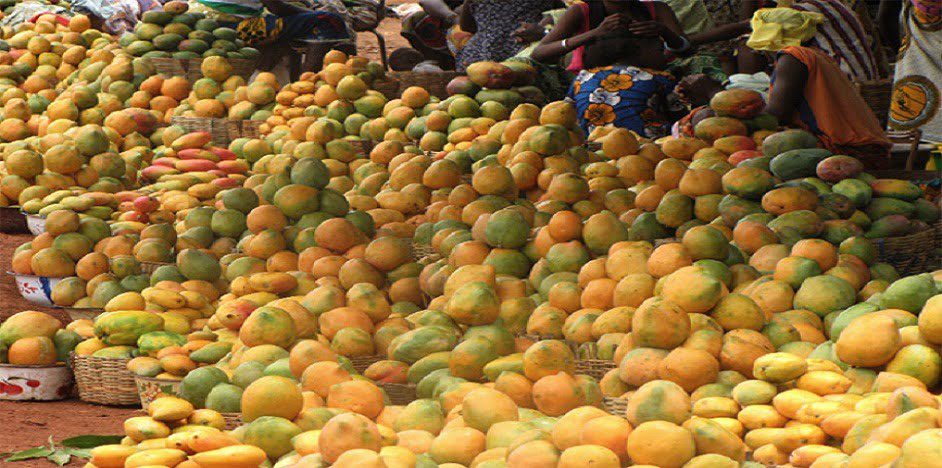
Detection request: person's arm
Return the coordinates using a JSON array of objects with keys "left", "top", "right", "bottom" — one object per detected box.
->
[
  {"left": 689, "top": 20, "right": 751, "bottom": 46},
  {"left": 459, "top": 0, "right": 476, "bottom": 33},
  {"left": 741, "top": 0, "right": 765, "bottom": 20},
  {"left": 627, "top": 3, "right": 690, "bottom": 53},
  {"left": 419, "top": 0, "right": 459, "bottom": 25},
  {"left": 764, "top": 53, "right": 808, "bottom": 125},
  {"left": 875, "top": 0, "right": 901, "bottom": 50},
  {"left": 261, "top": 0, "right": 311, "bottom": 16},
  {"left": 530, "top": 5, "right": 626, "bottom": 64}
]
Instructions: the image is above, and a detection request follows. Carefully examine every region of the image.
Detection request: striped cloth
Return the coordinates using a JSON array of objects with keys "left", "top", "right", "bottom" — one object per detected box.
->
[{"left": 793, "top": 0, "right": 880, "bottom": 81}]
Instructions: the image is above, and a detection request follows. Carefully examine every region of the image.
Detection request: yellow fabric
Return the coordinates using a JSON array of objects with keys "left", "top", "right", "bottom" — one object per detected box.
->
[{"left": 746, "top": 7, "right": 824, "bottom": 52}]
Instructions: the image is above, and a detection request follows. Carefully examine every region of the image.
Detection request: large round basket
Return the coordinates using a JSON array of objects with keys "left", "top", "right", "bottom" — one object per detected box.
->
[
  {"left": 230, "top": 119, "right": 263, "bottom": 140},
  {"left": 372, "top": 76, "right": 400, "bottom": 99},
  {"left": 381, "top": 383, "right": 417, "bottom": 406},
  {"left": 58, "top": 307, "right": 106, "bottom": 322},
  {"left": 25, "top": 213, "right": 46, "bottom": 235},
  {"left": 0, "top": 206, "right": 29, "bottom": 234},
  {"left": 412, "top": 243, "right": 436, "bottom": 262},
  {"left": 387, "top": 71, "right": 460, "bottom": 99},
  {"left": 140, "top": 261, "right": 172, "bottom": 275},
  {"left": 574, "top": 359, "right": 617, "bottom": 381},
  {"left": 602, "top": 396, "right": 627, "bottom": 416},
  {"left": 222, "top": 413, "right": 242, "bottom": 430},
  {"left": 147, "top": 56, "right": 258, "bottom": 82},
  {"left": 654, "top": 237, "right": 680, "bottom": 247},
  {"left": 169, "top": 116, "right": 230, "bottom": 147},
  {"left": 348, "top": 354, "right": 385, "bottom": 374},
  {"left": 0, "top": 363, "right": 73, "bottom": 401},
  {"left": 349, "top": 139, "right": 375, "bottom": 158},
  {"left": 8, "top": 272, "right": 64, "bottom": 307},
  {"left": 874, "top": 227, "right": 939, "bottom": 276},
  {"left": 70, "top": 353, "right": 139, "bottom": 406},
  {"left": 134, "top": 375, "right": 182, "bottom": 408}
]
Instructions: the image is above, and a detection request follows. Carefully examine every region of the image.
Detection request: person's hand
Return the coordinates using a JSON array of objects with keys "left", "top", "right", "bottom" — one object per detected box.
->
[
  {"left": 675, "top": 73, "right": 724, "bottom": 107},
  {"left": 513, "top": 22, "right": 545, "bottom": 44},
  {"left": 628, "top": 20, "right": 666, "bottom": 38},
  {"left": 591, "top": 13, "right": 630, "bottom": 38}
]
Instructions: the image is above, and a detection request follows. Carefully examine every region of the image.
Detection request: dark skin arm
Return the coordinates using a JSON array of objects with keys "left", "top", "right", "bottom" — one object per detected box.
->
[
  {"left": 459, "top": 0, "right": 476, "bottom": 33},
  {"left": 741, "top": 0, "right": 766, "bottom": 20},
  {"left": 419, "top": 0, "right": 460, "bottom": 25},
  {"left": 876, "top": 0, "right": 901, "bottom": 50},
  {"left": 629, "top": 2, "right": 689, "bottom": 53},
  {"left": 530, "top": 5, "right": 623, "bottom": 64},
  {"left": 764, "top": 53, "right": 808, "bottom": 125},
  {"left": 689, "top": 20, "right": 751, "bottom": 46}
]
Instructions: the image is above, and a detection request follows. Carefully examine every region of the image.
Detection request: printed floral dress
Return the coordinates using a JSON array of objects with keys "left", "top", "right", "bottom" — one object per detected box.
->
[
  {"left": 455, "top": 0, "right": 556, "bottom": 71},
  {"left": 568, "top": 65, "right": 679, "bottom": 138}
]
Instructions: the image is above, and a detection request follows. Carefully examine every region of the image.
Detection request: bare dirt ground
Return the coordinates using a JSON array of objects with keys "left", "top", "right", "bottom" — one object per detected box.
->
[{"left": 0, "top": 3, "right": 418, "bottom": 465}]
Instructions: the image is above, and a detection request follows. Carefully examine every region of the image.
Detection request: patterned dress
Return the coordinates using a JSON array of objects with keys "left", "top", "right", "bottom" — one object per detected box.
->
[
  {"left": 568, "top": 65, "right": 679, "bottom": 138},
  {"left": 455, "top": 0, "right": 556, "bottom": 71},
  {"left": 889, "top": 0, "right": 942, "bottom": 143}
]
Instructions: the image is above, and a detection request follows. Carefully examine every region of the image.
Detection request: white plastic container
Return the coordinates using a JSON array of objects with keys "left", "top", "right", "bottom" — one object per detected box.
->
[
  {"left": 0, "top": 364, "right": 73, "bottom": 401},
  {"left": 9, "top": 273, "right": 63, "bottom": 307}
]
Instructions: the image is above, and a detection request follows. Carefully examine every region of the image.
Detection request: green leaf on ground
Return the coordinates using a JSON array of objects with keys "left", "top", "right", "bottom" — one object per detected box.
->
[
  {"left": 61, "top": 435, "right": 124, "bottom": 448},
  {"left": 5, "top": 447, "right": 53, "bottom": 462},
  {"left": 47, "top": 451, "right": 71, "bottom": 466}
]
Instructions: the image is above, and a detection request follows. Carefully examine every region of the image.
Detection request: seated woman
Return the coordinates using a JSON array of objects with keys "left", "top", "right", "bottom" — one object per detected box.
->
[
  {"left": 454, "top": 0, "right": 564, "bottom": 72},
  {"left": 194, "top": 0, "right": 350, "bottom": 70},
  {"left": 400, "top": 0, "right": 467, "bottom": 69},
  {"left": 569, "top": 32, "right": 684, "bottom": 138},
  {"left": 678, "top": 8, "right": 890, "bottom": 168},
  {"left": 531, "top": 0, "right": 690, "bottom": 73}
]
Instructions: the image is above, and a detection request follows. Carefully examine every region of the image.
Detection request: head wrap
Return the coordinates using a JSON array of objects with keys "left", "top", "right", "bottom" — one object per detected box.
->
[{"left": 746, "top": 7, "right": 824, "bottom": 52}]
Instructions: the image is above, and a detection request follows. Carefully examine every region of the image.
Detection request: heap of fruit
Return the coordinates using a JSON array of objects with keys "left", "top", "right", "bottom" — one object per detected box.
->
[
  {"left": 618, "top": 89, "right": 940, "bottom": 243},
  {"left": 119, "top": 1, "right": 259, "bottom": 61},
  {"left": 0, "top": 311, "right": 81, "bottom": 365},
  {"left": 169, "top": 59, "right": 279, "bottom": 121}
]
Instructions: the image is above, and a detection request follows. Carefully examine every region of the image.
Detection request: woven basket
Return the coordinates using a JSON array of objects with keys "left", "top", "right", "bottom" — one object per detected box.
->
[
  {"left": 653, "top": 237, "right": 680, "bottom": 247},
  {"left": 349, "top": 354, "right": 384, "bottom": 374},
  {"left": 0, "top": 206, "right": 28, "bottom": 234},
  {"left": 382, "top": 383, "right": 417, "bottom": 406},
  {"left": 71, "top": 353, "right": 139, "bottom": 406},
  {"left": 170, "top": 116, "right": 230, "bottom": 147},
  {"left": 575, "top": 359, "right": 617, "bottom": 381},
  {"left": 222, "top": 413, "right": 242, "bottom": 430},
  {"left": 854, "top": 78, "right": 892, "bottom": 128},
  {"left": 413, "top": 243, "right": 436, "bottom": 261},
  {"left": 388, "top": 71, "right": 460, "bottom": 99},
  {"left": 602, "top": 396, "right": 627, "bottom": 416},
  {"left": 148, "top": 57, "right": 188, "bottom": 78},
  {"left": 134, "top": 376, "right": 182, "bottom": 408},
  {"left": 140, "top": 261, "right": 172, "bottom": 275},
  {"left": 235, "top": 120, "right": 264, "bottom": 140},
  {"left": 372, "top": 77, "right": 400, "bottom": 99},
  {"left": 148, "top": 57, "right": 258, "bottom": 82},
  {"left": 874, "top": 227, "right": 939, "bottom": 276},
  {"left": 349, "top": 139, "right": 375, "bottom": 158},
  {"left": 59, "top": 307, "right": 106, "bottom": 322}
]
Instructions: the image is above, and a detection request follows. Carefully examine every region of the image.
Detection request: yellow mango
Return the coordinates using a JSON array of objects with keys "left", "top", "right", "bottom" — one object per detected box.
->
[{"left": 189, "top": 445, "right": 268, "bottom": 468}]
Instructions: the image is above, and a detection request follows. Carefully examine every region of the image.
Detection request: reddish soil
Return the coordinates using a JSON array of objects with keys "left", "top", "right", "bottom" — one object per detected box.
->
[
  {"left": 0, "top": 401, "right": 137, "bottom": 467},
  {"left": 0, "top": 3, "right": 419, "bottom": 465}
]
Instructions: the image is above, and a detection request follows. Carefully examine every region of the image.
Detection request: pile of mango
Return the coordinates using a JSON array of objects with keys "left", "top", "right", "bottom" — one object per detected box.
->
[
  {"left": 119, "top": 1, "right": 259, "bottom": 62},
  {"left": 0, "top": 311, "right": 81, "bottom": 365},
  {"left": 612, "top": 89, "right": 939, "bottom": 243}
]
